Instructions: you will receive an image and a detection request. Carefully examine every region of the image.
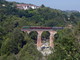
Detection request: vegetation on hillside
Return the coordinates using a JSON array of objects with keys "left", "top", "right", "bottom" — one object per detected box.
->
[{"left": 0, "top": 0, "right": 80, "bottom": 60}]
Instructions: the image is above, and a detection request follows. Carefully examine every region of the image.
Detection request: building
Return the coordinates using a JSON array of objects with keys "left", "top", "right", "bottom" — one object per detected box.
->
[
  {"left": 16, "top": 4, "right": 40, "bottom": 10},
  {"left": 2, "top": 4, "right": 5, "bottom": 7}
]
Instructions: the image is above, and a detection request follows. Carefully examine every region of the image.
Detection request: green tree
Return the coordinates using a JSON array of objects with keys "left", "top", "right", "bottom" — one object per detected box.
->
[
  {"left": 1, "top": 28, "right": 24, "bottom": 55},
  {"left": 18, "top": 43, "right": 42, "bottom": 60},
  {"left": 47, "top": 28, "right": 80, "bottom": 60}
]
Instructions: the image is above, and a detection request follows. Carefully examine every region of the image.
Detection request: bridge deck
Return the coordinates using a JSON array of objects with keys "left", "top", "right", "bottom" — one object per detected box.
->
[
  {"left": 21, "top": 29, "right": 55, "bottom": 31},
  {"left": 21, "top": 26, "right": 64, "bottom": 31}
]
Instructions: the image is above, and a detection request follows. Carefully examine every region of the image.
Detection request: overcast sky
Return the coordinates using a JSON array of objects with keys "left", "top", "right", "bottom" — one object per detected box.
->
[{"left": 6, "top": 0, "right": 80, "bottom": 11}]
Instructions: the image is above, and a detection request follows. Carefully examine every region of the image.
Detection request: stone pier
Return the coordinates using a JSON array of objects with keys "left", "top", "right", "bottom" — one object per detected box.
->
[
  {"left": 37, "top": 31, "right": 43, "bottom": 48},
  {"left": 49, "top": 31, "right": 57, "bottom": 48}
]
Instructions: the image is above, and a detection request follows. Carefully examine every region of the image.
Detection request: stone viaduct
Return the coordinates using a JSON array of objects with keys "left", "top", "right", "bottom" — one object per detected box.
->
[{"left": 21, "top": 26, "right": 63, "bottom": 49}]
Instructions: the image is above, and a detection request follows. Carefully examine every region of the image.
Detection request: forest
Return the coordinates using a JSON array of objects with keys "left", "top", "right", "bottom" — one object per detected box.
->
[{"left": 0, "top": 0, "right": 80, "bottom": 60}]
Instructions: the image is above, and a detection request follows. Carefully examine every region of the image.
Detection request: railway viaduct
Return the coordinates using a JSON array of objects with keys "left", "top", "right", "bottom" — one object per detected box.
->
[{"left": 21, "top": 26, "right": 63, "bottom": 49}]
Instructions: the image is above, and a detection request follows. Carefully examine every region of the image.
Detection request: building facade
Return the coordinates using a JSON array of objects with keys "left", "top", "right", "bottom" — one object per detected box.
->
[{"left": 16, "top": 4, "right": 39, "bottom": 10}]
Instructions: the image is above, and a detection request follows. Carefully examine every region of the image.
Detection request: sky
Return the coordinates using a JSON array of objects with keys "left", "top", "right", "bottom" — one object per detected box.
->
[{"left": 6, "top": 0, "right": 80, "bottom": 11}]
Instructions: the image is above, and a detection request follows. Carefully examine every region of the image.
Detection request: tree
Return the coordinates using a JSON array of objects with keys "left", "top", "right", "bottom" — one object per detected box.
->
[
  {"left": 47, "top": 28, "right": 80, "bottom": 60},
  {"left": 18, "top": 43, "right": 42, "bottom": 60},
  {"left": 41, "top": 4, "right": 45, "bottom": 8},
  {"left": 1, "top": 28, "right": 24, "bottom": 55}
]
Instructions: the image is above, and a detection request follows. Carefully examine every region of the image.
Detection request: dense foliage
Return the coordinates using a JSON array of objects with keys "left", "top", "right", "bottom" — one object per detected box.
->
[
  {"left": 47, "top": 24, "right": 80, "bottom": 60},
  {"left": 0, "top": 0, "right": 80, "bottom": 60}
]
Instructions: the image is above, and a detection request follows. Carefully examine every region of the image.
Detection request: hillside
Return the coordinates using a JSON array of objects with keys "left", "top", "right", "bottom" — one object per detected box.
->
[{"left": 0, "top": 0, "right": 80, "bottom": 60}]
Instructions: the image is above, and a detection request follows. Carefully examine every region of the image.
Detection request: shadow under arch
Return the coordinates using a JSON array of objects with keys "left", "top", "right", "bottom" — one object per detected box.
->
[
  {"left": 53, "top": 32, "right": 58, "bottom": 41},
  {"left": 29, "top": 31, "right": 38, "bottom": 44},
  {"left": 41, "top": 31, "right": 50, "bottom": 43}
]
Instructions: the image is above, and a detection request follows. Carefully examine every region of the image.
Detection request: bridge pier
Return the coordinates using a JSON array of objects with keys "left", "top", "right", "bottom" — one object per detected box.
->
[
  {"left": 49, "top": 31, "right": 57, "bottom": 48},
  {"left": 24, "top": 30, "right": 30, "bottom": 35},
  {"left": 37, "top": 31, "right": 43, "bottom": 50}
]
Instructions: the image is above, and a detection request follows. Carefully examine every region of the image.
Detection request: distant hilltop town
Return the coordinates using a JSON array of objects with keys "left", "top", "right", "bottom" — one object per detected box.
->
[{"left": 16, "top": 4, "right": 40, "bottom": 10}]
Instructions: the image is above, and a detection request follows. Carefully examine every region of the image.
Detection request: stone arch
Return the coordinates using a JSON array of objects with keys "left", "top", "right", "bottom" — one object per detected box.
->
[
  {"left": 41, "top": 31, "right": 50, "bottom": 43},
  {"left": 28, "top": 31, "right": 38, "bottom": 44},
  {"left": 24, "top": 30, "right": 57, "bottom": 49}
]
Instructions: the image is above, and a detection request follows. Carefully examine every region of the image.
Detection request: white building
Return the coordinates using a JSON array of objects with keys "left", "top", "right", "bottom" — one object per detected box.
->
[
  {"left": 16, "top": 4, "right": 39, "bottom": 10},
  {"left": 2, "top": 4, "right": 5, "bottom": 7}
]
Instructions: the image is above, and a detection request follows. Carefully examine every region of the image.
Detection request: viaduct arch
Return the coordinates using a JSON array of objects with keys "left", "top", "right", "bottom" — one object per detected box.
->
[{"left": 21, "top": 26, "right": 63, "bottom": 49}]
